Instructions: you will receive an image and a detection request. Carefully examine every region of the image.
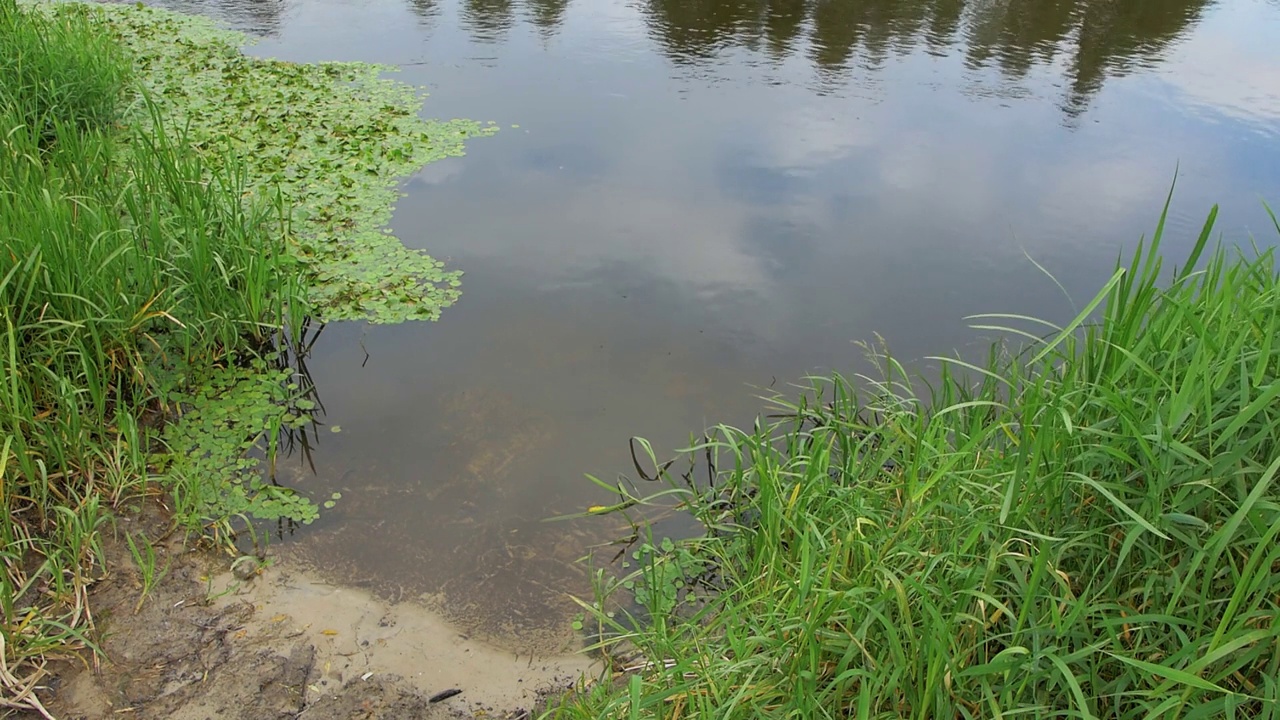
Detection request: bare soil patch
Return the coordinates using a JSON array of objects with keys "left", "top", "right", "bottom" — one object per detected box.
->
[{"left": 17, "top": 506, "right": 597, "bottom": 720}]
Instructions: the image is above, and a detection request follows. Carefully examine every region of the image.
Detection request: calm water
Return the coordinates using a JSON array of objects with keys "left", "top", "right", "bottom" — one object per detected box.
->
[{"left": 157, "top": 0, "right": 1280, "bottom": 650}]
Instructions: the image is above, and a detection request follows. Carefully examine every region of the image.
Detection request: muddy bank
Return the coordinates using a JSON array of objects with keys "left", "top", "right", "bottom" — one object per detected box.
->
[{"left": 29, "top": 517, "right": 597, "bottom": 720}]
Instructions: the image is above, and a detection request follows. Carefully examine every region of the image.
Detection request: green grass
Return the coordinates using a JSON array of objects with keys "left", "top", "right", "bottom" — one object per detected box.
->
[
  {"left": 124, "top": 530, "right": 170, "bottom": 613},
  {"left": 0, "top": 0, "right": 130, "bottom": 141},
  {"left": 557, "top": 200, "right": 1280, "bottom": 719},
  {"left": 0, "top": 3, "right": 304, "bottom": 712}
]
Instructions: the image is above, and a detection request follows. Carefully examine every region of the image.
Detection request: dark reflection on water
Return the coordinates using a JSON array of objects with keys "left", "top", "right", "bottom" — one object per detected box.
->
[
  {"left": 406, "top": 0, "right": 440, "bottom": 26},
  {"left": 147, "top": 0, "right": 1217, "bottom": 120},
  {"left": 526, "top": 0, "right": 568, "bottom": 37},
  {"left": 142, "top": 0, "right": 288, "bottom": 35},
  {"left": 524, "top": 0, "right": 1208, "bottom": 117},
  {"left": 133, "top": 0, "right": 1280, "bottom": 650},
  {"left": 461, "top": 0, "right": 515, "bottom": 42}
]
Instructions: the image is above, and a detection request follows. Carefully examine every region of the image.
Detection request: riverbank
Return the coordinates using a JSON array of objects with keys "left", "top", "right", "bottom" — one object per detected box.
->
[
  {"left": 36, "top": 507, "right": 593, "bottom": 719},
  {"left": 553, "top": 206, "right": 1280, "bottom": 717},
  {"left": 2, "top": 2, "right": 299, "bottom": 711},
  {"left": 1, "top": 2, "right": 497, "bottom": 715},
  {"left": 6, "top": 1, "right": 1278, "bottom": 717}
]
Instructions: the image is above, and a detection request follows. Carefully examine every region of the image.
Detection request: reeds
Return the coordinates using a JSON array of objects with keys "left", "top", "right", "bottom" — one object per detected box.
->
[{"left": 560, "top": 200, "right": 1280, "bottom": 718}]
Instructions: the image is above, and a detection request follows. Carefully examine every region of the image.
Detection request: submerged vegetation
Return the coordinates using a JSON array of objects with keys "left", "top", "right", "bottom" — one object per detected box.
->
[
  {"left": 1, "top": 0, "right": 491, "bottom": 713},
  {"left": 558, "top": 203, "right": 1280, "bottom": 718}
]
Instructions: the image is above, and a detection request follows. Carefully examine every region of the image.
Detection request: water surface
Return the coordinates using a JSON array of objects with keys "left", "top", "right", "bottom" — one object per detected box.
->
[{"left": 152, "top": 0, "right": 1280, "bottom": 650}]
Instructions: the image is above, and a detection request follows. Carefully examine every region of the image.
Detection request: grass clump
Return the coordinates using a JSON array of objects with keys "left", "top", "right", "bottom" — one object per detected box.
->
[
  {"left": 561, "top": 201, "right": 1280, "bottom": 719},
  {"left": 0, "top": 0, "right": 130, "bottom": 140},
  {"left": 0, "top": 3, "right": 305, "bottom": 713}
]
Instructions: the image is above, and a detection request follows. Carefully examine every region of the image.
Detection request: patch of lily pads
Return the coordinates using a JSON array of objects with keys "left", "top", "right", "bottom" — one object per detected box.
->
[
  {"left": 157, "top": 359, "right": 321, "bottom": 537},
  {"left": 64, "top": 1, "right": 497, "bottom": 530},
  {"left": 97, "top": 2, "right": 496, "bottom": 323}
]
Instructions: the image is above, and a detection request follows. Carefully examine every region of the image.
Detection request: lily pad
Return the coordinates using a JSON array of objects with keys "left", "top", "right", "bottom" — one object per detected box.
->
[{"left": 93, "top": 2, "right": 497, "bottom": 323}]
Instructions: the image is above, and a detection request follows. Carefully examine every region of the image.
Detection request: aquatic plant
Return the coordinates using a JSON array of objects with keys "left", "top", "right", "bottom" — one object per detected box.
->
[
  {"left": 159, "top": 360, "right": 322, "bottom": 542},
  {"left": 93, "top": 2, "right": 496, "bottom": 323},
  {"left": 557, "top": 200, "right": 1280, "bottom": 718}
]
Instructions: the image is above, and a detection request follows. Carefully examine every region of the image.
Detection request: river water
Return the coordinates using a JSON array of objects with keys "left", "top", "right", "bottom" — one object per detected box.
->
[{"left": 153, "top": 0, "right": 1280, "bottom": 651}]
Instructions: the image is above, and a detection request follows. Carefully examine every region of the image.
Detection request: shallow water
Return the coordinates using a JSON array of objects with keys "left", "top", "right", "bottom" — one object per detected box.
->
[{"left": 152, "top": 0, "right": 1280, "bottom": 649}]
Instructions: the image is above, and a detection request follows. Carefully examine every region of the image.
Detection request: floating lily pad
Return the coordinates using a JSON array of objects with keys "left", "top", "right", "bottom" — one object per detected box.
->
[{"left": 94, "top": 3, "right": 497, "bottom": 323}]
